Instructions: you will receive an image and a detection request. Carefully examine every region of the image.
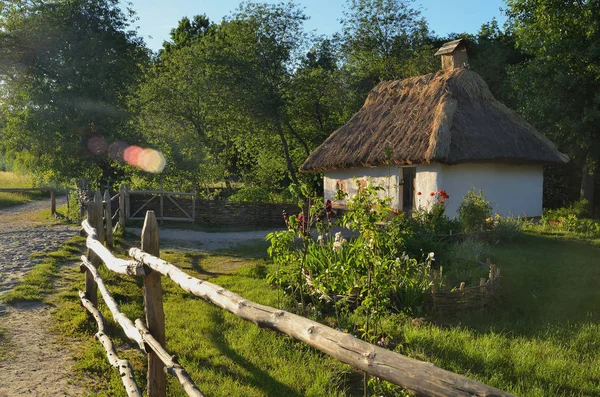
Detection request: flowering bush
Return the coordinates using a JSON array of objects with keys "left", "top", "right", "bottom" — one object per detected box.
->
[
  {"left": 458, "top": 189, "right": 492, "bottom": 232},
  {"left": 412, "top": 189, "right": 459, "bottom": 234},
  {"left": 537, "top": 214, "right": 600, "bottom": 237},
  {"left": 267, "top": 181, "right": 434, "bottom": 333}
]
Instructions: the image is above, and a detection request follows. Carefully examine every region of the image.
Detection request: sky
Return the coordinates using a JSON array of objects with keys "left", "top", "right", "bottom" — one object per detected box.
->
[{"left": 125, "top": 0, "right": 508, "bottom": 53}]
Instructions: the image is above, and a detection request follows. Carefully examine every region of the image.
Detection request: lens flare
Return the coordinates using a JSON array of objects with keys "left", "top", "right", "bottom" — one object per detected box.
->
[
  {"left": 124, "top": 145, "right": 144, "bottom": 167},
  {"left": 87, "top": 136, "right": 107, "bottom": 155},
  {"left": 138, "top": 148, "right": 166, "bottom": 173}
]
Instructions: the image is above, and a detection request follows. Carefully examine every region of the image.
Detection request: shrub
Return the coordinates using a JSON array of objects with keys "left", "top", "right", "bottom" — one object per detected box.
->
[
  {"left": 445, "top": 239, "right": 490, "bottom": 285},
  {"left": 544, "top": 199, "right": 591, "bottom": 221},
  {"left": 228, "top": 186, "right": 272, "bottom": 203},
  {"left": 412, "top": 189, "right": 459, "bottom": 234},
  {"left": 267, "top": 181, "right": 433, "bottom": 328},
  {"left": 458, "top": 189, "right": 492, "bottom": 232},
  {"left": 492, "top": 215, "right": 523, "bottom": 242}
]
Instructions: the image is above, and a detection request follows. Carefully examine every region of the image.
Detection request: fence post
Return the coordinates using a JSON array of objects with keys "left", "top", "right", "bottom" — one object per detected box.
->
[
  {"left": 119, "top": 184, "right": 126, "bottom": 230},
  {"left": 192, "top": 188, "right": 196, "bottom": 223},
  {"left": 50, "top": 189, "right": 56, "bottom": 215},
  {"left": 85, "top": 192, "right": 104, "bottom": 305},
  {"left": 159, "top": 178, "right": 164, "bottom": 221},
  {"left": 125, "top": 184, "right": 130, "bottom": 219},
  {"left": 104, "top": 190, "right": 114, "bottom": 248},
  {"left": 141, "top": 211, "right": 166, "bottom": 397}
]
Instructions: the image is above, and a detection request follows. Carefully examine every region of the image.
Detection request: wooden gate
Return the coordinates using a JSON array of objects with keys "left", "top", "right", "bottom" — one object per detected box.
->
[{"left": 122, "top": 184, "right": 195, "bottom": 223}]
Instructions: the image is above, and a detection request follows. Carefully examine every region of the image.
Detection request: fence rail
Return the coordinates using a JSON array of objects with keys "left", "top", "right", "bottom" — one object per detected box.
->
[
  {"left": 0, "top": 187, "right": 57, "bottom": 215},
  {"left": 79, "top": 190, "right": 515, "bottom": 397}
]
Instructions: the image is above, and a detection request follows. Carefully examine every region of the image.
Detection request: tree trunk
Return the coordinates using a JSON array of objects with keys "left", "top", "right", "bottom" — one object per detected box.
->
[
  {"left": 580, "top": 164, "right": 596, "bottom": 215},
  {"left": 275, "top": 118, "right": 300, "bottom": 186}
]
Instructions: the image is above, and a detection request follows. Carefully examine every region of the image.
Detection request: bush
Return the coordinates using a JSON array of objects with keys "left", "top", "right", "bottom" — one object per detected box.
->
[
  {"left": 458, "top": 189, "right": 492, "bottom": 232},
  {"left": 544, "top": 199, "right": 591, "bottom": 221},
  {"left": 445, "top": 239, "right": 490, "bottom": 285},
  {"left": 228, "top": 186, "right": 272, "bottom": 203},
  {"left": 492, "top": 216, "right": 523, "bottom": 242}
]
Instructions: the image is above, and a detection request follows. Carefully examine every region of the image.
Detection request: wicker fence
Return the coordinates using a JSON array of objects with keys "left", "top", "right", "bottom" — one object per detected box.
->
[{"left": 117, "top": 184, "right": 297, "bottom": 228}]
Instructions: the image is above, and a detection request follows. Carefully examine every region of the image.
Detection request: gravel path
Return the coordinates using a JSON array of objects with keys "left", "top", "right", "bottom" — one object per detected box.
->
[
  {"left": 0, "top": 196, "right": 77, "bottom": 295},
  {"left": 0, "top": 197, "right": 84, "bottom": 397},
  {"left": 126, "top": 226, "right": 281, "bottom": 251}
]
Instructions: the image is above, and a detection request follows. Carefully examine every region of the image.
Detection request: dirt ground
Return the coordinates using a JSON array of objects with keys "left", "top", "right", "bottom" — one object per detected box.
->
[
  {"left": 0, "top": 197, "right": 85, "bottom": 397},
  {"left": 126, "top": 226, "right": 279, "bottom": 251}
]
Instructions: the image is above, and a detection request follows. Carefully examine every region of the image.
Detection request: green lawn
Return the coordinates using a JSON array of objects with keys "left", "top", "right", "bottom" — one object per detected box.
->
[
  {"left": 378, "top": 232, "right": 600, "bottom": 397},
  {"left": 51, "top": 238, "right": 353, "bottom": 397},
  {"left": 0, "top": 171, "right": 47, "bottom": 208}
]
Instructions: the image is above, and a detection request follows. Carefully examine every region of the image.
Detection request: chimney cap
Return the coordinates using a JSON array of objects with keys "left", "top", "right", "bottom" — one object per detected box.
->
[{"left": 434, "top": 39, "right": 466, "bottom": 56}]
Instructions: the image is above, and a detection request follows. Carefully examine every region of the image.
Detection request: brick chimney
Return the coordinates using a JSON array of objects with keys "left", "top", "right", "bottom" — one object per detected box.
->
[{"left": 434, "top": 39, "right": 468, "bottom": 70}]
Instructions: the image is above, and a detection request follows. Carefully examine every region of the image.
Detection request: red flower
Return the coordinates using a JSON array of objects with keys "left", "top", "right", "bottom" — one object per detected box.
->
[
  {"left": 430, "top": 192, "right": 435, "bottom": 197},
  {"left": 417, "top": 191, "right": 422, "bottom": 195},
  {"left": 440, "top": 199, "right": 445, "bottom": 204}
]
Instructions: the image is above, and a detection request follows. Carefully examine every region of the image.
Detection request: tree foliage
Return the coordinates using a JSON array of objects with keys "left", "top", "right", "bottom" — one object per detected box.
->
[
  {"left": 0, "top": 0, "right": 148, "bottom": 185},
  {"left": 505, "top": 0, "right": 600, "bottom": 206}
]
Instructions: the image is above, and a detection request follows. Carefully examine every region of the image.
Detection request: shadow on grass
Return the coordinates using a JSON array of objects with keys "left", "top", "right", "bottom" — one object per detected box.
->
[{"left": 204, "top": 309, "right": 302, "bottom": 397}]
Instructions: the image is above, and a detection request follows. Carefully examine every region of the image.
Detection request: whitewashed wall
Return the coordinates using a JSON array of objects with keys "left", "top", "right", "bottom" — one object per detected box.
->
[
  {"left": 324, "top": 163, "right": 544, "bottom": 218},
  {"left": 439, "top": 163, "right": 543, "bottom": 218},
  {"left": 414, "top": 163, "right": 442, "bottom": 210},
  {"left": 324, "top": 165, "right": 401, "bottom": 209}
]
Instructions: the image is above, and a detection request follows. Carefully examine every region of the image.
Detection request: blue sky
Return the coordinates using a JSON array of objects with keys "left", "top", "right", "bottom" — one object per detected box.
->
[{"left": 125, "top": 0, "right": 507, "bottom": 53}]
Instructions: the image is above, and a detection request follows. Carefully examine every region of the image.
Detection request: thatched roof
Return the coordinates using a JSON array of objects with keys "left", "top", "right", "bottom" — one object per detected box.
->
[{"left": 300, "top": 68, "right": 568, "bottom": 173}]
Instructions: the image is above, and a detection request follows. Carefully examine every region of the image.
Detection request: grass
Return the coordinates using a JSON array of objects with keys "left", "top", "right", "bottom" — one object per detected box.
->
[
  {"left": 0, "top": 171, "right": 48, "bottom": 209},
  {"left": 51, "top": 237, "right": 353, "bottom": 397},
  {"left": 22, "top": 225, "right": 600, "bottom": 396},
  {"left": 368, "top": 231, "right": 600, "bottom": 397}
]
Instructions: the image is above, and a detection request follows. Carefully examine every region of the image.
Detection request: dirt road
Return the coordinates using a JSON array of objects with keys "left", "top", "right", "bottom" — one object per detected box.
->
[{"left": 0, "top": 197, "right": 84, "bottom": 396}]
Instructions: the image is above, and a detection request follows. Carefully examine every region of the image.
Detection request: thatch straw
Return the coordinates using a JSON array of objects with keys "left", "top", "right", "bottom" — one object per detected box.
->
[{"left": 300, "top": 68, "right": 568, "bottom": 173}]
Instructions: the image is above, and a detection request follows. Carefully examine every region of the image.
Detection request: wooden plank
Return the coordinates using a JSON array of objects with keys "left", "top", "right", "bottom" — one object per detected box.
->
[
  {"left": 80, "top": 256, "right": 146, "bottom": 351},
  {"left": 130, "top": 194, "right": 157, "bottom": 219},
  {"left": 141, "top": 211, "right": 166, "bottom": 397},
  {"left": 0, "top": 188, "right": 54, "bottom": 192},
  {"left": 79, "top": 291, "right": 143, "bottom": 397},
  {"left": 128, "top": 190, "right": 195, "bottom": 196},
  {"left": 166, "top": 195, "right": 192, "bottom": 219},
  {"left": 125, "top": 184, "right": 130, "bottom": 219},
  {"left": 119, "top": 184, "right": 126, "bottom": 229},
  {"left": 129, "top": 248, "right": 515, "bottom": 397},
  {"left": 85, "top": 200, "right": 99, "bottom": 305},
  {"left": 81, "top": 220, "right": 145, "bottom": 276},
  {"left": 50, "top": 190, "right": 56, "bottom": 215},
  {"left": 104, "top": 190, "right": 114, "bottom": 248},
  {"left": 135, "top": 319, "right": 204, "bottom": 397},
  {"left": 159, "top": 179, "right": 164, "bottom": 220}
]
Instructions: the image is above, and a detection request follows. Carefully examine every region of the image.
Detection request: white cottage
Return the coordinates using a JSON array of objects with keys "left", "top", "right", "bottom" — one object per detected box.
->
[{"left": 299, "top": 40, "right": 568, "bottom": 218}]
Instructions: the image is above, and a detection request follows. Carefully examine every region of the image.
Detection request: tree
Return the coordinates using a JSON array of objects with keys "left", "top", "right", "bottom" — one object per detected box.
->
[
  {"left": 340, "top": 0, "right": 438, "bottom": 84},
  {"left": 160, "top": 14, "right": 212, "bottom": 55},
  {"left": 505, "top": 0, "right": 600, "bottom": 210},
  {"left": 0, "top": 0, "right": 148, "bottom": 186},
  {"left": 204, "top": 2, "right": 310, "bottom": 187}
]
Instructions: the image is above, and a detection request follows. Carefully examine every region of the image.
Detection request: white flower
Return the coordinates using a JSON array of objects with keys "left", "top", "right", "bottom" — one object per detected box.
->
[
  {"left": 317, "top": 235, "right": 324, "bottom": 246},
  {"left": 402, "top": 253, "right": 410, "bottom": 261},
  {"left": 427, "top": 252, "right": 435, "bottom": 261},
  {"left": 335, "top": 231, "right": 343, "bottom": 243},
  {"left": 333, "top": 241, "right": 343, "bottom": 252}
]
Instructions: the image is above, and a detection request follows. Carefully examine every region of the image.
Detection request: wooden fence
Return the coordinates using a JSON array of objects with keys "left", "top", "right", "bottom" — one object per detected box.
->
[
  {"left": 0, "top": 187, "right": 58, "bottom": 215},
  {"left": 79, "top": 191, "right": 515, "bottom": 397},
  {"left": 114, "top": 184, "right": 297, "bottom": 228}
]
